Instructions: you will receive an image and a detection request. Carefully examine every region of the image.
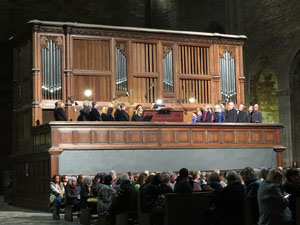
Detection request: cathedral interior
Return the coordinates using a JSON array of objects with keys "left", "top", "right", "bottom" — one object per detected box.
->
[{"left": 0, "top": 0, "right": 299, "bottom": 193}]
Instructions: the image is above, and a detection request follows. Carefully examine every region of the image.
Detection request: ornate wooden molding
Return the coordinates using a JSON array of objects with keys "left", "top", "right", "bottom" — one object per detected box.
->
[
  {"left": 219, "top": 46, "right": 236, "bottom": 58},
  {"left": 40, "top": 35, "right": 63, "bottom": 49},
  {"left": 162, "top": 45, "right": 172, "bottom": 58},
  {"left": 116, "top": 41, "right": 127, "bottom": 55}
]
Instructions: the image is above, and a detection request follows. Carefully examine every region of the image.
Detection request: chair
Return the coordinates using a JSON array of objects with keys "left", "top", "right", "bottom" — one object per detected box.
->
[
  {"left": 137, "top": 192, "right": 151, "bottom": 225},
  {"left": 64, "top": 205, "right": 74, "bottom": 222}
]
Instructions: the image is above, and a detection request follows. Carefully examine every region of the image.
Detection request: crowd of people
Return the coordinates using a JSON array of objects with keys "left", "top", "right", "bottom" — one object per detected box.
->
[
  {"left": 54, "top": 100, "right": 263, "bottom": 124},
  {"left": 54, "top": 100, "right": 143, "bottom": 122},
  {"left": 49, "top": 167, "right": 300, "bottom": 225},
  {"left": 192, "top": 102, "right": 262, "bottom": 123}
]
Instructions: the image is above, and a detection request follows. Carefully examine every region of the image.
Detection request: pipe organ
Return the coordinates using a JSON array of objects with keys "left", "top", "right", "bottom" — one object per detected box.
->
[{"left": 11, "top": 20, "right": 246, "bottom": 126}]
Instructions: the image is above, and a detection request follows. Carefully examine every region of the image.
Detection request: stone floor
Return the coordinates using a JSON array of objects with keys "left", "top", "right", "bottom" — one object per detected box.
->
[{"left": 0, "top": 196, "right": 81, "bottom": 225}]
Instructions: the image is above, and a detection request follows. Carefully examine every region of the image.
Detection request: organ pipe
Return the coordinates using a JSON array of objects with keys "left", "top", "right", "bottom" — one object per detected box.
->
[
  {"left": 41, "top": 40, "right": 62, "bottom": 100},
  {"left": 220, "top": 51, "right": 236, "bottom": 102}
]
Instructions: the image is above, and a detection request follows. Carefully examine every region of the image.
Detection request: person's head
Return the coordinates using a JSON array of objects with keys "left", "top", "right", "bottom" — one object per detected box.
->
[
  {"left": 228, "top": 102, "right": 234, "bottom": 110},
  {"left": 226, "top": 171, "right": 240, "bottom": 185},
  {"left": 78, "top": 174, "right": 85, "bottom": 183},
  {"left": 102, "top": 107, "right": 107, "bottom": 114},
  {"left": 144, "top": 170, "right": 150, "bottom": 177},
  {"left": 191, "top": 171, "right": 201, "bottom": 181},
  {"left": 107, "top": 107, "right": 114, "bottom": 115},
  {"left": 208, "top": 172, "right": 221, "bottom": 182},
  {"left": 92, "top": 101, "right": 98, "bottom": 108},
  {"left": 239, "top": 104, "right": 244, "bottom": 111},
  {"left": 203, "top": 104, "right": 209, "bottom": 111},
  {"left": 254, "top": 104, "right": 259, "bottom": 111},
  {"left": 151, "top": 173, "right": 163, "bottom": 186},
  {"left": 137, "top": 173, "right": 147, "bottom": 185},
  {"left": 57, "top": 100, "right": 64, "bottom": 108},
  {"left": 161, "top": 172, "right": 170, "bottom": 184},
  {"left": 68, "top": 177, "right": 77, "bottom": 187},
  {"left": 120, "top": 174, "right": 130, "bottom": 184},
  {"left": 285, "top": 168, "right": 300, "bottom": 184},
  {"left": 120, "top": 103, "right": 126, "bottom": 110},
  {"left": 259, "top": 168, "right": 269, "bottom": 180},
  {"left": 83, "top": 176, "right": 92, "bottom": 186},
  {"left": 137, "top": 106, "right": 143, "bottom": 115},
  {"left": 83, "top": 100, "right": 90, "bottom": 108},
  {"left": 196, "top": 108, "right": 202, "bottom": 116},
  {"left": 55, "top": 101, "right": 58, "bottom": 107},
  {"left": 104, "top": 175, "right": 113, "bottom": 185},
  {"left": 127, "top": 172, "right": 135, "bottom": 182},
  {"left": 109, "top": 170, "right": 117, "bottom": 181},
  {"left": 214, "top": 105, "right": 221, "bottom": 113},
  {"left": 179, "top": 168, "right": 189, "bottom": 178},
  {"left": 192, "top": 112, "right": 197, "bottom": 118},
  {"left": 52, "top": 174, "right": 61, "bottom": 184},
  {"left": 240, "top": 167, "right": 258, "bottom": 184},
  {"left": 248, "top": 105, "right": 253, "bottom": 112},
  {"left": 61, "top": 175, "right": 68, "bottom": 183},
  {"left": 265, "top": 168, "right": 283, "bottom": 185}
]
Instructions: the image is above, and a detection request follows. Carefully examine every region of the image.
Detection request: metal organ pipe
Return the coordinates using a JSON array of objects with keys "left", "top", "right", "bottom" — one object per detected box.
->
[{"left": 220, "top": 51, "right": 236, "bottom": 102}]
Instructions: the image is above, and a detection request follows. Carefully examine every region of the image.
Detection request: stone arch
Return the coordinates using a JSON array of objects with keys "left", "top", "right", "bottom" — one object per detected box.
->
[
  {"left": 290, "top": 51, "right": 300, "bottom": 165},
  {"left": 249, "top": 58, "right": 279, "bottom": 123}
]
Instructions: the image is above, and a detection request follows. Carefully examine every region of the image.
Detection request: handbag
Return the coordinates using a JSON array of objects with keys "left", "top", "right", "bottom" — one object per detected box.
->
[{"left": 49, "top": 194, "right": 56, "bottom": 203}]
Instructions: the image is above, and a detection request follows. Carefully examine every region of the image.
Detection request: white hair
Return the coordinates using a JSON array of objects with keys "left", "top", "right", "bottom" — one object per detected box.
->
[{"left": 83, "top": 100, "right": 90, "bottom": 108}]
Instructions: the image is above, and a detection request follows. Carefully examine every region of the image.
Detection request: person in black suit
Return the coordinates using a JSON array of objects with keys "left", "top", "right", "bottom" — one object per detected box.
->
[
  {"left": 115, "top": 104, "right": 129, "bottom": 121},
  {"left": 237, "top": 104, "right": 247, "bottom": 123},
  {"left": 226, "top": 102, "right": 237, "bottom": 122},
  {"left": 54, "top": 101, "right": 67, "bottom": 121},
  {"left": 252, "top": 104, "right": 262, "bottom": 123},
  {"left": 89, "top": 101, "right": 102, "bottom": 121},
  {"left": 77, "top": 100, "right": 90, "bottom": 121},
  {"left": 247, "top": 105, "right": 253, "bottom": 122}
]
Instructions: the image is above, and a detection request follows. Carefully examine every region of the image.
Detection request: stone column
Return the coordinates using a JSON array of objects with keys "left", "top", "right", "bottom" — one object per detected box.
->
[{"left": 277, "top": 89, "right": 293, "bottom": 166}]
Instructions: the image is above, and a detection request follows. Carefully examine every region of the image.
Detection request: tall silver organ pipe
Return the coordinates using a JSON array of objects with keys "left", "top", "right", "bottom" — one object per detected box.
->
[
  {"left": 42, "top": 40, "right": 62, "bottom": 100},
  {"left": 220, "top": 51, "right": 236, "bottom": 102},
  {"left": 116, "top": 47, "right": 127, "bottom": 92},
  {"left": 163, "top": 49, "right": 174, "bottom": 93}
]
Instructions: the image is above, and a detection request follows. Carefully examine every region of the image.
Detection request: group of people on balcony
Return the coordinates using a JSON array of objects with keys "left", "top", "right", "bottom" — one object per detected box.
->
[
  {"left": 54, "top": 100, "right": 262, "bottom": 123},
  {"left": 49, "top": 166, "right": 300, "bottom": 225},
  {"left": 54, "top": 100, "right": 144, "bottom": 122},
  {"left": 192, "top": 102, "right": 262, "bottom": 123}
]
